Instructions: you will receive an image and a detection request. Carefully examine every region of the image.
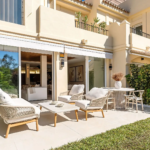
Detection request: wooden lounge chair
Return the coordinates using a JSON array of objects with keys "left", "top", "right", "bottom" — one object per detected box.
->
[
  {"left": 0, "top": 89, "right": 40, "bottom": 138},
  {"left": 75, "top": 88, "right": 112, "bottom": 120}
]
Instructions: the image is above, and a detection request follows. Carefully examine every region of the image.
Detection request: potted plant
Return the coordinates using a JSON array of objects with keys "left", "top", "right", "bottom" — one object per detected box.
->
[
  {"left": 99, "top": 22, "right": 106, "bottom": 34},
  {"left": 75, "top": 11, "right": 81, "bottom": 28},
  {"left": 112, "top": 73, "right": 124, "bottom": 89},
  {"left": 91, "top": 17, "right": 100, "bottom": 32},
  {"left": 82, "top": 15, "right": 88, "bottom": 30}
]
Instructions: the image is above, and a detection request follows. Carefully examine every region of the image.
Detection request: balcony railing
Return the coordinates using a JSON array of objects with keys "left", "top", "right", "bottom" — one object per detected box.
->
[
  {"left": 130, "top": 27, "right": 150, "bottom": 39},
  {"left": 75, "top": 21, "right": 108, "bottom": 35}
]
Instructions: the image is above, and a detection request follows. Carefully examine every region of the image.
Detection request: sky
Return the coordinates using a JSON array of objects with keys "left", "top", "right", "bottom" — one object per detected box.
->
[{"left": 0, "top": 51, "right": 19, "bottom": 65}]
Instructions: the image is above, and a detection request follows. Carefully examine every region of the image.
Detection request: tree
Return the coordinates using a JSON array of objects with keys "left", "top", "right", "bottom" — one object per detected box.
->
[{"left": 0, "top": 54, "right": 18, "bottom": 91}]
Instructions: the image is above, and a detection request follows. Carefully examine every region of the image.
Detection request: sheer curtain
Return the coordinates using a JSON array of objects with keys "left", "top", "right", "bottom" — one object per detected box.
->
[{"left": 0, "top": 0, "right": 22, "bottom": 25}]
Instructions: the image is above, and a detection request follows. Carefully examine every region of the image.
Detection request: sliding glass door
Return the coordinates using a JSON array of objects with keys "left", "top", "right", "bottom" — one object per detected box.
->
[
  {"left": 89, "top": 57, "right": 105, "bottom": 90},
  {"left": 0, "top": 46, "right": 19, "bottom": 97}
]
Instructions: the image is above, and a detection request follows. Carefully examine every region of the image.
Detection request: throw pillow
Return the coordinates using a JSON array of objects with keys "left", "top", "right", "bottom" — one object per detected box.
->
[
  {"left": 69, "top": 84, "right": 84, "bottom": 96},
  {"left": 0, "top": 89, "right": 14, "bottom": 105}
]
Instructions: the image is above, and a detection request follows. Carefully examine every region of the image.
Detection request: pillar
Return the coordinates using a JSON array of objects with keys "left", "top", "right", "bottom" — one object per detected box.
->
[
  {"left": 26, "top": 64, "right": 30, "bottom": 85},
  {"left": 54, "top": 52, "right": 68, "bottom": 100},
  {"left": 40, "top": 55, "right": 47, "bottom": 87}
]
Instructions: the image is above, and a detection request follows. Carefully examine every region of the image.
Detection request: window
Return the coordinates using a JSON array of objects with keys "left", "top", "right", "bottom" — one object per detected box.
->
[
  {"left": 0, "top": 0, "right": 23, "bottom": 25},
  {"left": 0, "top": 45, "right": 19, "bottom": 97},
  {"left": 133, "top": 24, "right": 143, "bottom": 36}
]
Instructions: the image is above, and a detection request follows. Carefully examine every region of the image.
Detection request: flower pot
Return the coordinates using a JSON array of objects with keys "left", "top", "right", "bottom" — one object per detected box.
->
[{"left": 115, "top": 81, "right": 122, "bottom": 89}]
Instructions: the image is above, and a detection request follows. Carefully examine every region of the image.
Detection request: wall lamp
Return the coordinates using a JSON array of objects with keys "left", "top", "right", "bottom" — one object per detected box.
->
[
  {"left": 60, "top": 53, "right": 65, "bottom": 68},
  {"left": 109, "top": 64, "right": 112, "bottom": 70}
]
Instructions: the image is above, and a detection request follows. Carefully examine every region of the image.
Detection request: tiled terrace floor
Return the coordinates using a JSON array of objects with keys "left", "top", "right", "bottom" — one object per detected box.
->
[{"left": 0, "top": 104, "right": 150, "bottom": 150}]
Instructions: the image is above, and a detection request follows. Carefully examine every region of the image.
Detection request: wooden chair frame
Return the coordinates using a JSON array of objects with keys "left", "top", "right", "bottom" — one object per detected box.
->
[
  {"left": 80, "top": 108, "right": 104, "bottom": 121},
  {"left": 5, "top": 118, "right": 39, "bottom": 138}
]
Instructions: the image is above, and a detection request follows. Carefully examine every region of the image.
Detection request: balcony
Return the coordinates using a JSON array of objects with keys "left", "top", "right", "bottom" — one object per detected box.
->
[
  {"left": 39, "top": 6, "right": 113, "bottom": 51},
  {"left": 130, "top": 27, "right": 150, "bottom": 39},
  {"left": 75, "top": 21, "right": 108, "bottom": 36},
  {"left": 130, "top": 32, "right": 150, "bottom": 51}
]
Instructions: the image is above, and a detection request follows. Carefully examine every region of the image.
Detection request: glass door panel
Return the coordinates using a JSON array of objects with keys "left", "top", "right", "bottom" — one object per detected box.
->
[
  {"left": 0, "top": 46, "right": 19, "bottom": 97},
  {"left": 89, "top": 57, "right": 105, "bottom": 90}
]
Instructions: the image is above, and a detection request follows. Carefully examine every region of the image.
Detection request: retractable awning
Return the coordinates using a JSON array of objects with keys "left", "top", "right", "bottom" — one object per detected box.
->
[
  {"left": 0, "top": 34, "right": 64, "bottom": 52},
  {"left": 129, "top": 49, "right": 150, "bottom": 58},
  {"left": 65, "top": 46, "right": 113, "bottom": 59}
]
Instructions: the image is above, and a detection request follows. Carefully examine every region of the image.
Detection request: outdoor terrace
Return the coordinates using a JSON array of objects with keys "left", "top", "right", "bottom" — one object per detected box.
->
[{"left": 0, "top": 102, "right": 149, "bottom": 150}]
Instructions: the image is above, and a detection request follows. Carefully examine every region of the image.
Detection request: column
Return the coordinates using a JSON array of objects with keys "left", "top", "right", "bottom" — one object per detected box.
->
[
  {"left": 40, "top": 55, "right": 47, "bottom": 87},
  {"left": 85, "top": 56, "right": 89, "bottom": 94},
  {"left": 26, "top": 64, "right": 30, "bottom": 85},
  {"left": 54, "top": 52, "right": 68, "bottom": 100}
]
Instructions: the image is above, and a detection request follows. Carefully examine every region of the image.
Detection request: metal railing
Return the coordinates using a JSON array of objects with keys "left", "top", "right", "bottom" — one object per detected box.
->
[
  {"left": 75, "top": 21, "right": 108, "bottom": 36},
  {"left": 130, "top": 27, "right": 150, "bottom": 39}
]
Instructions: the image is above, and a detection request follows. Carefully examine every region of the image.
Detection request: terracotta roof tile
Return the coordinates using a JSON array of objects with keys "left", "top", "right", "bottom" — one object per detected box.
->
[{"left": 103, "top": 0, "right": 129, "bottom": 14}]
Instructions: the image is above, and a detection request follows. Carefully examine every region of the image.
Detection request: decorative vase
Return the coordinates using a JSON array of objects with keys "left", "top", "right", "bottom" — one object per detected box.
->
[{"left": 115, "top": 81, "right": 122, "bottom": 89}]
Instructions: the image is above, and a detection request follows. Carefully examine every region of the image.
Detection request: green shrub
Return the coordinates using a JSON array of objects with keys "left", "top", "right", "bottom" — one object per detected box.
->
[{"left": 126, "top": 64, "right": 150, "bottom": 104}]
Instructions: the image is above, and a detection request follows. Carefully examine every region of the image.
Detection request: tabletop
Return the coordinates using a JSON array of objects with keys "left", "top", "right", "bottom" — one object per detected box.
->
[
  {"left": 38, "top": 101, "right": 79, "bottom": 113},
  {"left": 102, "top": 87, "right": 135, "bottom": 92}
]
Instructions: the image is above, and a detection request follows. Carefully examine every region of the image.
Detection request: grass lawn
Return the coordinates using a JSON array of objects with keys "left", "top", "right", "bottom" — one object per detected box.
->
[{"left": 53, "top": 118, "right": 150, "bottom": 150}]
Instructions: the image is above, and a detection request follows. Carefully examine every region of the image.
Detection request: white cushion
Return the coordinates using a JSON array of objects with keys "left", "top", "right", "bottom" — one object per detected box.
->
[
  {"left": 75, "top": 100, "right": 103, "bottom": 110},
  {"left": 58, "top": 95, "right": 72, "bottom": 103},
  {"left": 86, "top": 88, "right": 108, "bottom": 100},
  {"left": 75, "top": 100, "right": 90, "bottom": 110},
  {"left": 69, "top": 84, "right": 84, "bottom": 96},
  {"left": 58, "top": 95, "right": 81, "bottom": 103},
  {"left": 0, "top": 89, "right": 14, "bottom": 105}
]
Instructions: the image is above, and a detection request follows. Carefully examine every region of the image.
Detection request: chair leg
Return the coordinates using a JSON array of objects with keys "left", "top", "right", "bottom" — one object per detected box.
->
[
  {"left": 36, "top": 119, "right": 39, "bottom": 131},
  {"left": 5, "top": 124, "right": 11, "bottom": 138},
  {"left": 114, "top": 98, "right": 116, "bottom": 110},
  {"left": 136, "top": 101, "right": 138, "bottom": 113},
  {"left": 101, "top": 109, "right": 105, "bottom": 118},
  {"left": 85, "top": 111, "right": 88, "bottom": 121},
  {"left": 125, "top": 97, "right": 127, "bottom": 110},
  {"left": 141, "top": 100, "right": 144, "bottom": 111},
  {"left": 106, "top": 99, "right": 108, "bottom": 112}
]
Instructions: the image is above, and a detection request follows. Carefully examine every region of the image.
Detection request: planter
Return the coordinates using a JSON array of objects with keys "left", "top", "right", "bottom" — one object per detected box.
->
[{"left": 115, "top": 81, "right": 122, "bottom": 89}]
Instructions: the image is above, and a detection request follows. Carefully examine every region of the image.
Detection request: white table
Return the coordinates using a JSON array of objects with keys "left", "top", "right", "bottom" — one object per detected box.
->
[
  {"left": 38, "top": 101, "right": 79, "bottom": 127},
  {"left": 102, "top": 88, "right": 135, "bottom": 109}
]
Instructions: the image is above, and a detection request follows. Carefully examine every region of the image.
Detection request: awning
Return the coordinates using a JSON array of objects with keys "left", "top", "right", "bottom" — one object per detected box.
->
[
  {"left": 0, "top": 34, "right": 64, "bottom": 52},
  {"left": 65, "top": 46, "right": 113, "bottom": 59},
  {"left": 129, "top": 49, "right": 150, "bottom": 58}
]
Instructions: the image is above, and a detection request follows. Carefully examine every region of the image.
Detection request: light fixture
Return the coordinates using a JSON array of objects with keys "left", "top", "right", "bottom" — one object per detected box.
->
[
  {"left": 109, "top": 64, "right": 112, "bottom": 70},
  {"left": 141, "top": 58, "right": 144, "bottom": 60},
  {"left": 81, "top": 39, "right": 88, "bottom": 44},
  {"left": 60, "top": 53, "right": 65, "bottom": 68}
]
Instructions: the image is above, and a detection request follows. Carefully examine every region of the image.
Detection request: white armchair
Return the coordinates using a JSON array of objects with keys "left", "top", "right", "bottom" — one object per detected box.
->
[
  {"left": 58, "top": 84, "right": 84, "bottom": 104},
  {"left": 0, "top": 89, "right": 40, "bottom": 138},
  {"left": 75, "top": 88, "right": 112, "bottom": 120}
]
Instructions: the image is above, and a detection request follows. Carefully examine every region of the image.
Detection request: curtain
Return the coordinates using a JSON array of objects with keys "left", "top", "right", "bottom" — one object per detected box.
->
[{"left": 0, "top": 0, "right": 22, "bottom": 25}]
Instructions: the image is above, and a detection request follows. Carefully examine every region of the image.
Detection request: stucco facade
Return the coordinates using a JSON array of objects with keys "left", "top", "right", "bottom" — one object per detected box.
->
[{"left": 0, "top": 0, "right": 150, "bottom": 100}]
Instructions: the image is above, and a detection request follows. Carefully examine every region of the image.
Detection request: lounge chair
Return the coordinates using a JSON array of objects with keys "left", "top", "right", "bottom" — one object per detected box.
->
[
  {"left": 58, "top": 84, "right": 84, "bottom": 104},
  {"left": 0, "top": 89, "right": 40, "bottom": 138},
  {"left": 75, "top": 88, "right": 111, "bottom": 120}
]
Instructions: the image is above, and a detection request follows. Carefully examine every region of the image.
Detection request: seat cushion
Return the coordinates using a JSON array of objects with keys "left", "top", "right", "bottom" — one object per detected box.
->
[
  {"left": 75, "top": 100, "right": 90, "bottom": 110},
  {"left": 86, "top": 88, "right": 108, "bottom": 100},
  {"left": 69, "top": 84, "right": 84, "bottom": 96},
  {"left": 0, "top": 89, "right": 14, "bottom": 105},
  {"left": 58, "top": 95, "right": 72, "bottom": 103}
]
